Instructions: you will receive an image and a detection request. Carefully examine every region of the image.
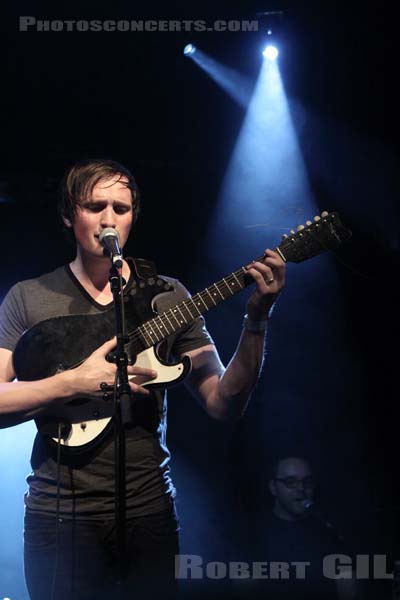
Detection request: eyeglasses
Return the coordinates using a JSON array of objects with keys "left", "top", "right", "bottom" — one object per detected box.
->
[{"left": 274, "top": 477, "right": 314, "bottom": 490}]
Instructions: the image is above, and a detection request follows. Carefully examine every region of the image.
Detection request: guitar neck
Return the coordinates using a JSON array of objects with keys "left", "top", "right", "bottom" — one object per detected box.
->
[
  {"left": 131, "top": 211, "right": 352, "bottom": 351},
  {"left": 133, "top": 254, "right": 268, "bottom": 350}
]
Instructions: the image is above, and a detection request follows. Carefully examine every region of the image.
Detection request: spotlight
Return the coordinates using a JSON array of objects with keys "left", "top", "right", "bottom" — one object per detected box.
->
[
  {"left": 262, "top": 45, "right": 279, "bottom": 60},
  {"left": 183, "top": 44, "right": 196, "bottom": 56},
  {"left": 257, "top": 10, "right": 283, "bottom": 59}
]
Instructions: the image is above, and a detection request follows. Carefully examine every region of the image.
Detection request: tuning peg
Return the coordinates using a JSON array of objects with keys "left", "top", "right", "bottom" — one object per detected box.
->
[
  {"left": 282, "top": 234, "right": 288, "bottom": 239},
  {"left": 321, "top": 211, "right": 329, "bottom": 217},
  {"left": 297, "top": 225, "right": 305, "bottom": 231},
  {"left": 290, "top": 229, "right": 296, "bottom": 235},
  {"left": 313, "top": 216, "right": 321, "bottom": 222},
  {"left": 306, "top": 220, "right": 312, "bottom": 226}
]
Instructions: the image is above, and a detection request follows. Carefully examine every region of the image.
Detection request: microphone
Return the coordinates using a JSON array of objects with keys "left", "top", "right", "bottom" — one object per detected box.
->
[
  {"left": 302, "top": 499, "right": 345, "bottom": 542},
  {"left": 98, "top": 228, "right": 123, "bottom": 268}
]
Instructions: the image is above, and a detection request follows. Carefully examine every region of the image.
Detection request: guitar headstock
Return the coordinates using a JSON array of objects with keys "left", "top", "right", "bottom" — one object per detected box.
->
[{"left": 277, "top": 211, "right": 352, "bottom": 263}]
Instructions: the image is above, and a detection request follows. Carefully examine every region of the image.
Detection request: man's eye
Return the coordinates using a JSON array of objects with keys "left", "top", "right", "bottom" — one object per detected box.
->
[
  {"left": 83, "top": 204, "right": 131, "bottom": 213},
  {"left": 82, "top": 204, "right": 104, "bottom": 212}
]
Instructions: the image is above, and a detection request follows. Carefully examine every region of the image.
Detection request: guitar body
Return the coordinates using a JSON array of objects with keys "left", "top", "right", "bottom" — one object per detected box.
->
[
  {"left": 13, "top": 283, "right": 191, "bottom": 449},
  {"left": 29, "top": 345, "right": 190, "bottom": 449}
]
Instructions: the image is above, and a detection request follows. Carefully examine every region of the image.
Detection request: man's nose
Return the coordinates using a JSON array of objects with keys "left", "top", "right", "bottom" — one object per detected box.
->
[
  {"left": 100, "top": 206, "right": 116, "bottom": 227},
  {"left": 294, "top": 480, "right": 308, "bottom": 492}
]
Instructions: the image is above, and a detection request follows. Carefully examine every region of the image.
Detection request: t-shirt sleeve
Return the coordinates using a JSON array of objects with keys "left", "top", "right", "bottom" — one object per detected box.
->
[
  {"left": 0, "top": 283, "right": 28, "bottom": 351},
  {"left": 154, "top": 278, "right": 214, "bottom": 357}
]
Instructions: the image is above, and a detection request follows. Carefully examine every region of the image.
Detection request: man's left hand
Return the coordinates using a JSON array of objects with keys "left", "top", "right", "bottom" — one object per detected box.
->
[{"left": 245, "top": 249, "right": 286, "bottom": 320}]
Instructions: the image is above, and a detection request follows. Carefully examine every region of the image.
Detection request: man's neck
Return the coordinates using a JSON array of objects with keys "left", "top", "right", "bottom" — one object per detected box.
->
[
  {"left": 273, "top": 505, "right": 295, "bottom": 521},
  {"left": 70, "top": 251, "right": 130, "bottom": 292},
  {"left": 273, "top": 505, "right": 306, "bottom": 522}
]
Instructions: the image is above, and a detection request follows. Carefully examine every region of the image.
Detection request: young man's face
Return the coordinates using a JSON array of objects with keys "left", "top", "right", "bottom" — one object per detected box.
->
[
  {"left": 65, "top": 176, "right": 134, "bottom": 260},
  {"left": 269, "top": 458, "right": 314, "bottom": 521}
]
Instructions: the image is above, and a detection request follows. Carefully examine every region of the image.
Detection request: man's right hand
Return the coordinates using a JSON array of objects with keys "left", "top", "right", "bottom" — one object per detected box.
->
[{"left": 65, "top": 337, "right": 158, "bottom": 399}]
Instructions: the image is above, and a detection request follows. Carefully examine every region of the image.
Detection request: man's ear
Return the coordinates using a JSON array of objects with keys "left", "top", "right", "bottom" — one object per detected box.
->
[
  {"left": 62, "top": 216, "right": 72, "bottom": 228},
  {"left": 269, "top": 479, "right": 277, "bottom": 498}
]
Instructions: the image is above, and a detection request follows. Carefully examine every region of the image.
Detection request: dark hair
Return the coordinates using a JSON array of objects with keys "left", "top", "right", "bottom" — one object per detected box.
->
[
  {"left": 58, "top": 158, "right": 141, "bottom": 240},
  {"left": 269, "top": 456, "right": 313, "bottom": 481}
]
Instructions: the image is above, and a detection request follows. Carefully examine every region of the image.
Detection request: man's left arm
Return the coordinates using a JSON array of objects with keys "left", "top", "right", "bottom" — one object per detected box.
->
[{"left": 184, "top": 249, "right": 286, "bottom": 420}]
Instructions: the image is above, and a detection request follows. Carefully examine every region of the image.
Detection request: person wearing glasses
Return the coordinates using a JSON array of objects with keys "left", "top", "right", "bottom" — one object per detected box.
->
[
  {"left": 269, "top": 456, "right": 315, "bottom": 521},
  {"left": 252, "top": 456, "right": 356, "bottom": 599}
]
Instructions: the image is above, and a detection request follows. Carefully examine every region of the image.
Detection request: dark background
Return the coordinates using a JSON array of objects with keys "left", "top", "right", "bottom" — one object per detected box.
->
[{"left": 0, "top": 1, "right": 397, "bottom": 598}]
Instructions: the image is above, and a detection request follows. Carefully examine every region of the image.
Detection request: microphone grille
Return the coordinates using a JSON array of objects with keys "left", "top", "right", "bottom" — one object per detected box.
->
[{"left": 99, "top": 228, "right": 120, "bottom": 242}]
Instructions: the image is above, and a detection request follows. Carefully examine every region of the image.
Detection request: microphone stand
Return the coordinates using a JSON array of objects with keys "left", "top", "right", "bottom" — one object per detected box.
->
[{"left": 107, "top": 260, "right": 134, "bottom": 590}]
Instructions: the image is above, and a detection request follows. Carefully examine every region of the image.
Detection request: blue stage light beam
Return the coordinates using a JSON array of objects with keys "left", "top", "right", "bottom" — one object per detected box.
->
[
  {"left": 209, "top": 57, "right": 317, "bottom": 269},
  {"left": 0, "top": 421, "right": 36, "bottom": 598},
  {"left": 184, "top": 47, "right": 252, "bottom": 109}
]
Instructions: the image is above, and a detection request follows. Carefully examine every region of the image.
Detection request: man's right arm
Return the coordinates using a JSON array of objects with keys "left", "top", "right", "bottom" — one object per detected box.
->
[
  {"left": 0, "top": 347, "right": 83, "bottom": 428},
  {"left": 0, "top": 340, "right": 157, "bottom": 429}
]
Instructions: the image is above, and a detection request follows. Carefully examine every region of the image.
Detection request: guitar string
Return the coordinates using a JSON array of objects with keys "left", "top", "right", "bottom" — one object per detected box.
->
[
  {"left": 67, "top": 217, "right": 344, "bottom": 368},
  {"left": 126, "top": 217, "right": 349, "bottom": 350},
  {"left": 59, "top": 267, "right": 251, "bottom": 371},
  {"left": 126, "top": 265, "right": 257, "bottom": 350},
  {"left": 119, "top": 232, "right": 307, "bottom": 349}
]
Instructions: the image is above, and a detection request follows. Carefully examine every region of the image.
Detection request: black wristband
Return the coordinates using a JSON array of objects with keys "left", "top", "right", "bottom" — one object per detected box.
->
[{"left": 242, "top": 314, "right": 268, "bottom": 332}]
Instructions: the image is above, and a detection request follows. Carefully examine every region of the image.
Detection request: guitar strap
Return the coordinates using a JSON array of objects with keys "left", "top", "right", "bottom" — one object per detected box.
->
[
  {"left": 131, "top": 257, "right": 158, "bottom": 281},
  {"left": 127, "top": 257, "right": 174, "bottom": 329}
]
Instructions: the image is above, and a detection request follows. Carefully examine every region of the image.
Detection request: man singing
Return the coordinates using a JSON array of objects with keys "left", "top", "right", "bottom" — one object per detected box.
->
[{"left": 0, "top": 158, "right": 285, "bottom": 599}]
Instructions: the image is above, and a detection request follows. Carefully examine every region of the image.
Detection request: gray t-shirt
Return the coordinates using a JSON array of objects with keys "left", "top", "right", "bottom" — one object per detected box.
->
[{"left": 0, "top": 259, "right": 213, "bottom": 519}]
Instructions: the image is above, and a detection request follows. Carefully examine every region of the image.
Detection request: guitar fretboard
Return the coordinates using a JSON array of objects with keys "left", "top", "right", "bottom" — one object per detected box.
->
[
  {"left": 129, "top": 212, "right": 351, "bottom": 352},
  {"left": 132, "top": 255, "right": 266, "bottom": 350}
]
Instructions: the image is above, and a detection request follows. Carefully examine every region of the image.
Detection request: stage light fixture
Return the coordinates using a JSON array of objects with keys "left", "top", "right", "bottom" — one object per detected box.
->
[
  {"left": 262, "top": 45, "right": 279, "bottom": 60},
  {"left": 183, "top": 44, "right": 196, "bottom": 56},
  {"left": 257, "top": 11, "right": 283, "bottom": 59}
]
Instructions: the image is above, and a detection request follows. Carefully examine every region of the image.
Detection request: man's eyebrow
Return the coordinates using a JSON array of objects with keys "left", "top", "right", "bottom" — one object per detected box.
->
[{"left": 81, "top": 198, "right": 131, "bottom": 205}]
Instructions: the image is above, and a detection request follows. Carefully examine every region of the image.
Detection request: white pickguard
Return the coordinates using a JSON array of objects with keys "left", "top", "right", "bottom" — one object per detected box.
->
[{"left": 36, "top": 346, "right": 189, "bottom": 448}]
